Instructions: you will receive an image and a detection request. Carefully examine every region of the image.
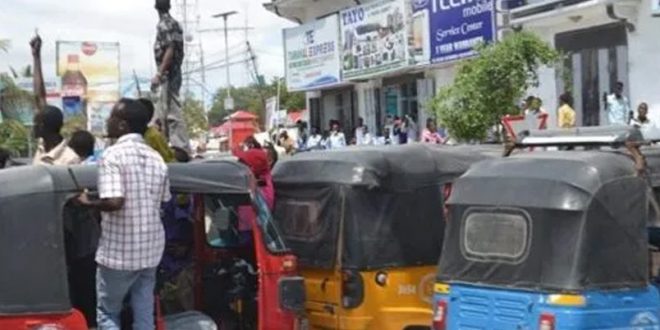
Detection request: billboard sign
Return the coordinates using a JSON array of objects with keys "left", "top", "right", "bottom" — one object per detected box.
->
[
  {"left": 415, "top": 0, "right": 496, "bottom": 64},
  {"left": 410, "top": 0, "right": 431, "bottom": 65},
  {"left": 340, "top": 0, "right": 409, "bottom": 80},
  {"left": 12, "top": 77, "right": 61, "bottom": 125},
  {"left": 284, "top": 14, "right": 342, "bottom": 91},
  {"left": 56, "top": 41, "right": 120, "bottom": 134}
]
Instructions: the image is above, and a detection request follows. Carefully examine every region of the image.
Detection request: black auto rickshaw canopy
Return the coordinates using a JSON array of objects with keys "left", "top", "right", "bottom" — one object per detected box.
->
[
  {"left": 438, "top": 151, "right": 649, "bottom": 292},
  {"left": 272, "top": 144, "right": 494, "bottom": 270},
  {"left": 0, "top": 161, "right": 253, "bottom": 316}
]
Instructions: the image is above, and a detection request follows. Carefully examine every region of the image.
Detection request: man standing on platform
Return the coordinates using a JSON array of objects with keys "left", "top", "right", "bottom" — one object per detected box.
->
[{"left": 152, "top": 0, "right": 190, "bottom": 152}]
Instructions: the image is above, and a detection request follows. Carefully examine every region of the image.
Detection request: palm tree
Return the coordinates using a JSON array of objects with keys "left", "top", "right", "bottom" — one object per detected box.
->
[
  {"left": 0, "top": 39, "right": 33, "bottom": 156},
  {"left": 0, "top": 39, "right": 10, "bottom": 53},
  {"left": 0, "top": 119, "right": 29, "bottom": 156}
]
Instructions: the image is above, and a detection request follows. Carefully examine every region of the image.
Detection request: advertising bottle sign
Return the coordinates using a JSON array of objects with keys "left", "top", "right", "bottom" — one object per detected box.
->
[{"left": 61, "top": 54, "right": 88, "bottom": 98}]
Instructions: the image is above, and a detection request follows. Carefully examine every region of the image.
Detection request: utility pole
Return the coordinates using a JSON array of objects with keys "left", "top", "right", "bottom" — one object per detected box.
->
[
  {"left": 212, "top": 11, "right": 237, "bottom": 112},
  {"left": 212, "top": 10, "right": 238, "bottom": 150}
]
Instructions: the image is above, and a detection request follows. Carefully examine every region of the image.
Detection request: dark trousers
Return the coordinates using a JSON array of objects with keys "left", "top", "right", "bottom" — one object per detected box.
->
[{"left": 69, "top": 254, "right": 97, "bottom": 327}]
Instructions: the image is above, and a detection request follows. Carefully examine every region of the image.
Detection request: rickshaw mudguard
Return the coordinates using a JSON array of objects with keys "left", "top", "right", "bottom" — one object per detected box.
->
[
  {"left": 435, "top": 283, "right": 660, "bottom": 330},
  {"left": 0, "top": 309, "right": 87, "bottom": 330}
]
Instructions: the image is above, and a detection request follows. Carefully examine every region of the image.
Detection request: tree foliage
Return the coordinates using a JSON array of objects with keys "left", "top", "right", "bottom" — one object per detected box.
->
[
  {"left": 62, "top": 115, "right": 88, "bottom": 138},
  {"left": 0, "top": 39, "right": 10, "bottom": 53},
  {"left": 0, "top": 119, "right": 30, "bottom": 156},
  {"left": 182, "top": 95, "right": 208, "bottom": 138},
  {"left": 207, "top": 77, "right": 305, "bottom": 126},
  {"left": 0, "top": 74, "right": 33, "bottom": 155},
  {"left": 430, "top": 31, "right": 559, "bottom": 141}
]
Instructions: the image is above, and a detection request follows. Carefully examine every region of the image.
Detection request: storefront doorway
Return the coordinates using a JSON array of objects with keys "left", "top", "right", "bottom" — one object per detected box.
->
[{"left": 555, "top": 23, "right": 628, "bottom": 126}]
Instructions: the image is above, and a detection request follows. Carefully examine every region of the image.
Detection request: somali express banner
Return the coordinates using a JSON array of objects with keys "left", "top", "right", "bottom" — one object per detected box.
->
[
  {"left": 340, "top": 0, "right": 409, "bottom": 80},
  {"left": 284, "top": 14, "right": 341, "bottom": 92},
  {"left": 414, "top": 0, "right": 496, "bottom": 64}
]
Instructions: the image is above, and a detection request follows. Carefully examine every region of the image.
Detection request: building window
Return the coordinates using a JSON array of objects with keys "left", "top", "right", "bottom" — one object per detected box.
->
[{"left": 400, "top": 82, "right": 419, "bottom": 120}]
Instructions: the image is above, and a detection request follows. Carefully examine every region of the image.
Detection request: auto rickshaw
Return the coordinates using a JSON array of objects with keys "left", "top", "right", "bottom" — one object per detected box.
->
[
  {"left": 0, "top": 160, "right": 304, "bottom": 330},
  {"left": 272, "top": 144, "right": 494, "bottom": 330},
  {"left": 433, "top": 143, "right": 660, "bottom": 330}
]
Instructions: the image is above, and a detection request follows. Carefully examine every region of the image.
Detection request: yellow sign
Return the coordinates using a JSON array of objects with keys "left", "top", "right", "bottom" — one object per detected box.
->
[{"left": 56, "top": 41, "right": 120, "bottom": 134}]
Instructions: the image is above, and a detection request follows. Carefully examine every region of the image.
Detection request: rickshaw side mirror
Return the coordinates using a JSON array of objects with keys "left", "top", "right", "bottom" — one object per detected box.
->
[{"left": 278, "top": 276, "right": 306, "bottom": 314}]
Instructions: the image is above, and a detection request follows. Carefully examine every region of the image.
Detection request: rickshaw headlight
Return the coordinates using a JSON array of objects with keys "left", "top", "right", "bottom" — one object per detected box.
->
[
  {"left": 375, "top": 271, "right": 388, "bottom": 286},
  {"left": 547, "top": 294, "right": 586, "bottom": 307}
]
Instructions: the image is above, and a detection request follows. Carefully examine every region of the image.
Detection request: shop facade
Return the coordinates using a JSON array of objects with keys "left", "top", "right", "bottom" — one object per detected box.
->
[
  {"left": 510, "top": 0, "right": 660, "bottom": 127},
  {"left": 269, "top": 0, "right": 501, "bottom": 139}
]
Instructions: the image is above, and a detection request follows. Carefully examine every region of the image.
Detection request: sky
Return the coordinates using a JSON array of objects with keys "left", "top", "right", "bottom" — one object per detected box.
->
[{"left": 0, "top": 0, "right": 295, "bottom": 100}]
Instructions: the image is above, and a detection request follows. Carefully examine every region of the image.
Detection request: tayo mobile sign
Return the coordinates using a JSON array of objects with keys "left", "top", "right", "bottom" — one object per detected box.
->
[
  {"left": 56, "top": 41, "right": 120, "bottom": 134},
  {"left": 340, "top": 0, "right": 408, "bottom": 80},
  {"left": 284, "top": 14, "right": 341, "bottom": 91},
  {"left": 414, "top": 0, "right": 496, "bottom": 64}
]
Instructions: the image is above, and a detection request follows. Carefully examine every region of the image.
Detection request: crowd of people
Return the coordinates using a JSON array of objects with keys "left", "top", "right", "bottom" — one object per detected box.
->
[
  {"left": 0, "top": 1, "right": 216, "bottom": 329},
  {"left": 273, "top": 115, "right": 448, "bottom": 155},
  {"left": 521, "top": 81, "right": 654, "bottom": 131}
]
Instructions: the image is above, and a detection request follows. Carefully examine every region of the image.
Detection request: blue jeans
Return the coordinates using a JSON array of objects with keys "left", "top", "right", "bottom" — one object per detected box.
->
[{"left": 97, "top": 265, "right": 157, "bottom": 330}]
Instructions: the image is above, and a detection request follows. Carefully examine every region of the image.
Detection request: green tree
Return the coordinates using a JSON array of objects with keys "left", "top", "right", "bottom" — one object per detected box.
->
[
  {"left": 430, "top": 31, "right": 559, "bottom": 142},
  {"left": 208, "top": 86, "right": 263, "bottom": 125},
  {"left": 207, "top": 78, "right": 305, "bottom": 126},
  {"left": 0, "top": 119, "right": 29, "bottom": 156},
  {"left": 0, "top": 74, "right": 33, "bottom": 155},
  {"left": 61, "top": 115, "right": 88, "bottom": 138},
  {"left": 0, "top": 39, "right": 10, "bottom": 53},
  {"left": 182, "top": 95, "right": 208, "bottom": 138}
]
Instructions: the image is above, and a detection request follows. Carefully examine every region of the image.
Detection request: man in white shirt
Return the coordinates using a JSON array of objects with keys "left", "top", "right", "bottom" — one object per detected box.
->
[
  {"left": 354, "top": 117, "right": 365, "bottom": 146},
  {"left": 78, "top": 98, "right": 170, "bottom": 330},
  {"left": 30, "top": 35, "right": 80, "bottom": 166},
  {"left": 306, "top": 127, "right": 323, "bottom": 150},
  {"left": 631, "top": 102, "right": 655, "bottom": 129},
  {"left": 358, "top": 126, "right": 374, "bottom": 146},
  {"left": 328, "top": 121, "right": 346, "bottom": 149},
  {"left": 606, "top": 82, "right": 632, "bottom": 125}
]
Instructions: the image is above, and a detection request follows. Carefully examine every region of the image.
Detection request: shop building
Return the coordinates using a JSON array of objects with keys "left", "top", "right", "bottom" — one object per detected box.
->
[
  {"left": 265, "top": 0, "right": 490, "bottom": 138},
  {"left": 510, "top": 0, "right": 660, "bottom": 127},
  {"left": 266, "top": 0, "right": 660, "bottom": 136}
]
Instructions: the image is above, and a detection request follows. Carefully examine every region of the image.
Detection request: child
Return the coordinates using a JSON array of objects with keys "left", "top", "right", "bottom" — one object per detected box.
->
[{"left": 68, "top": 130, "right": 96, "bottom": 164}]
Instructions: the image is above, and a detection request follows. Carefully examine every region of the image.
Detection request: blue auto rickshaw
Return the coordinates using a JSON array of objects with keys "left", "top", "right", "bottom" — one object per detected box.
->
[{"left": 433, "top": 148, "right": 660, "bottom": 330}]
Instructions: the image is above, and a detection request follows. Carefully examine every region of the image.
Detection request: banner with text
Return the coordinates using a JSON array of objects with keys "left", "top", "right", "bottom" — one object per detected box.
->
[
  {"left": 12, "top": 78, "right": 60, "bottom": 126},
  {"left": 56, "top": 41, "right": 120, "bottom": 134},
  {"left": 284, "top": 14, "right": 341, "bottom": 91},
  {"left": 340, "top": 0, "right": 409, "bottom": 80},
  {"left": 415, "top": 0, "right": 496, "bottom": 64}
]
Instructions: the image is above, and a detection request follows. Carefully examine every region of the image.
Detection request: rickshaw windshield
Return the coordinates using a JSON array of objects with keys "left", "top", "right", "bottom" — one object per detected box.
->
[
  {"left": 254, "top": 191, "right": 288, "bottom": 253},
  {"left": 204, "top": 192, "right": 287, "bottom": 253},
  {"left": 274, "top": 184, "right": 446, "bottom": 270}
]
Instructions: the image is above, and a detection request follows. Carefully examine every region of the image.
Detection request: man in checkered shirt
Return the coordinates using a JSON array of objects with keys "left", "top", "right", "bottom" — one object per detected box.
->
[{"left": 79, "top": 98, "right": 170, "bottom": 330}]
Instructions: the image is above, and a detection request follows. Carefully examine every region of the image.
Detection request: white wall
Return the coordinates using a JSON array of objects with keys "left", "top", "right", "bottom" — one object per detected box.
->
[
  {"left": 628, "top": 5, "right": 660, "bottom": 124},
  {"left": 519, "top": 3, "right": 660, "bottom": 127},
  {"left": 521, "top": 8, "right": 613, "bottom": 128}
]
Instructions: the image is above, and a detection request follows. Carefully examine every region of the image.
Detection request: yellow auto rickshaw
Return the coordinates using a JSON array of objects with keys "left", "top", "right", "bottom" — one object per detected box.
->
[{"left": 272, "top": 144, "right": 495, "bottom": 329}]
